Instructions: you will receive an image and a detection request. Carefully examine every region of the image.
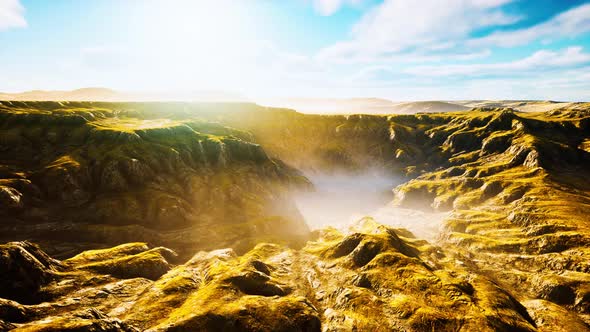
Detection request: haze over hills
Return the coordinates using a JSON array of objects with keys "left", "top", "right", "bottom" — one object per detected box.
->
[
  {"left": 0, "top": 88, "right": 248, "bottom": 103},
  {"left": 258, "top": 98, "right": 590, "bottom": 114},
  {"left": 453, "top": 100, "right": 589, "bottom": 113},
  {"left": 3, "top": 88, "right": 588, "bottom": 115},
  {"left": 257, "top": 98, "right": 472, "bottom": 114}
]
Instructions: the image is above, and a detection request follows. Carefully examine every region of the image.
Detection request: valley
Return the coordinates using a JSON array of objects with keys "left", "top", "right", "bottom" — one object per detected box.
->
[{"left": 0, "top": 101, "right": 589, "bottom": 331}]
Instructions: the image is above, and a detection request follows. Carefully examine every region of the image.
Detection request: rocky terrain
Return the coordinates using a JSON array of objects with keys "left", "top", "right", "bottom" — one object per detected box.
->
[
  {"left": 1, "top": 220, "right": 558, "bottom": 331},
  {"left": 0, "top": 101, "right": 311, "bottom": 259},
  {"left": 0, "top": 101, "right": 589, "bottom": 331}
]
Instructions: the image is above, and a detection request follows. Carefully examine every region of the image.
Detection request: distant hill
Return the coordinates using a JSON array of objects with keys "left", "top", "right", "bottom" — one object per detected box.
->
[
  {"left": 0, "top": 88, "right": 123, "bottom": 101},
  {"left": 390, "top": 101, "right": 470, "bottom": 113},
  {"left": 263, "top": 98, "right": 590, "bottom": 115},
  {"left": 1, "top": 89, "right": 584, "bottom": 114},
  {"left": 258, "top": 98, "right": 469, "bottom": 114},
  {"left": 452, "top": 100, "right": 589, "bottom": 112},
  {"left": 0, "top": 88, "right": 248, "bottom": 102},
  {"left": 257, "top": 97, "right": 398, "bottom": 114}
]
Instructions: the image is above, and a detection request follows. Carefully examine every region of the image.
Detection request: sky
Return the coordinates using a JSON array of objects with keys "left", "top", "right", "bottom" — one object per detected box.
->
[{"left": 1, "top": 0, "right": 590, "bottom": 101}]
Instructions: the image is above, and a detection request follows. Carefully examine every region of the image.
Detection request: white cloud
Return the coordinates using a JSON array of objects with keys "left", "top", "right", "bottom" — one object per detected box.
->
[
  {"left": 312, "top": 0, "right": 363, "bottom": 16},
  {"left": 318, "top": 0, "right": 520, "bottom": 62},
  {"left": 340, "top": 65, "right": 590, "bottom": 101},
  {"left": 313, "top": 0, "right": 343, "bottom": 15},
  {"left": 469, "top": 3, "right": 590, "bottom": 47},
  {"left": 405, "top": 46, "right": 590, "bottom": 77},
  {"left": 0, "top": 0, "right": 26, "bottom": 31}
]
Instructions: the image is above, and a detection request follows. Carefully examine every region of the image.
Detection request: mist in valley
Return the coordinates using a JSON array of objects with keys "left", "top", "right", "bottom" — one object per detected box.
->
[{"left": 295, "top": 171, "right": 448, "bottom": 241}]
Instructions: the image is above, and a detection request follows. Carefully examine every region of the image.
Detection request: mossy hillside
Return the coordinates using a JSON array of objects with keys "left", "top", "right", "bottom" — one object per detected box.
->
[
  {"left": 2, "top": 101, "right": 588, "bottom": 175},
  {"left": 169, "top": 104, "right": 401, "bottom": 173},
  {"left": 195, "top": 105, "right": 588, "bottom": 178},
  {"left": 299, "top": 218, "right": 537, "bottom": 331},
  {"left": 0, "top": 103, "right": 311, "bottom": 258},
  {"left": 63, "top": 242, "right": 152, "bottom": 264},
  {"left": 4, "top": 222, "right": 571, "bottom": 331},
  {"left": 140, "top": 244, "right": 320, "bottom": 331},
  {"left": 74, "top": 100, "right": 401, "bottom": 173},
  {"left": 0, "top": 102, "right": 537, "bottom": 177},
  {"left": 390, "top": 108, "right": 590, "bottom": 210},
  {"left": 386, "top": 108, "right": 590, "bottom": 325},
  {"left": 234, "top": 113, "right": 397, "bottom": 173}
]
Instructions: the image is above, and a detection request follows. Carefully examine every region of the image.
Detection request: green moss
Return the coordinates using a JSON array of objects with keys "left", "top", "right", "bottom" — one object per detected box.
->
[
  {"left": 64, "top": 242, "right": 150, "bottom": 265},
  {"left": 75, "top": 247, "right": 173, "bottom": 280}
]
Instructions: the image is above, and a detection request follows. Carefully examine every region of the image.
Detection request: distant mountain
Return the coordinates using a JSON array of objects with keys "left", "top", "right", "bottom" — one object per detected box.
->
[
  {"left": 0, "top": 88, "right": 127, "bottom": 101},
  {"left": 0, "top": 88, "right": 248, "bottom": 102},
  {"left": 390, "top": 101, "right": 470, "bottom": 113},
  {"left": 258, "top": 97, "right": 470, "bottom": 114},
  {"left": 1, "top": 89, "right": 584, "bottom": 114},
  {"left": 257, "top": 97, "right": 396, "bottom": 114},
  {"left": 451, "top": 100, "right": 588, "bottom": 112},
  {"left": 260, "top": 98, "right": 590, "bottom": 115}
]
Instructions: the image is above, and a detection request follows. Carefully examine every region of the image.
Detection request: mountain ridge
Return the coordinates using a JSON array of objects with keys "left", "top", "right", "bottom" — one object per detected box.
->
[
  {"left": 0, "top": 88, "right": 248, "bottom": 103},
  {"left": 2, "top": 89, "right": 587, "bottom": 114}
]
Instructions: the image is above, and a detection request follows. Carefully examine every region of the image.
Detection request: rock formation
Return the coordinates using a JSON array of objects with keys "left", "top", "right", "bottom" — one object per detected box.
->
[{"left": 0, "top": 101, "right": 311, "bottom": 259}]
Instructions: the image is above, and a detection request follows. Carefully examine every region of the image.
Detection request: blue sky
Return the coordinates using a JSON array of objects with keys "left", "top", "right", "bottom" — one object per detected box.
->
[{"left": 1, "top": 0, "right": 590, "bottom": 101}]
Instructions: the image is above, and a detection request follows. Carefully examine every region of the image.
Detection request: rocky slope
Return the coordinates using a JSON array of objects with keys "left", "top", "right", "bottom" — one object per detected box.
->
[
  {"left": 209, "top": 104, "right": 590, "bottom": 328},
  {"left": 5, "top": 219, "right": 581, "bottom": 331},
  {"left": 1, "top": 101, "right": 589, "bottom": 331},
  {"left": 0, "top": 101, "right": 311, "bottom": 259},
  {"left": 389, "top": 107, "right": 590, "bottom": 327}
]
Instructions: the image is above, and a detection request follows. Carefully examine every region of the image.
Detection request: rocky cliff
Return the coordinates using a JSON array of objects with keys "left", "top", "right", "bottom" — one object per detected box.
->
[{"left": 0, "top": 101, "right": 311, "bottom": 259}]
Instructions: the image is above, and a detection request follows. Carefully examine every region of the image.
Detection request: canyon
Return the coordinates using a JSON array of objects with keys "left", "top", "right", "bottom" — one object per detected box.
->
[{"left": 0, "top": 101, "right": 589, "bottom": 331}]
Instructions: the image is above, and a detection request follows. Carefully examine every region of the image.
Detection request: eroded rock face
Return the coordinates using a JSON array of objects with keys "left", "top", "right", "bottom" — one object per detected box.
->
[
  {"left": 0, "top": 220, "right": 560, "bottom": 331},
  {"left": 386, "top": 108, "right": 590, "bottom": 328},
  {"left": 0, "top": 102, "right": 312, "bottom": 259},
  {"left": 206, "top": 104, "right": 589, "bottom": 329}
]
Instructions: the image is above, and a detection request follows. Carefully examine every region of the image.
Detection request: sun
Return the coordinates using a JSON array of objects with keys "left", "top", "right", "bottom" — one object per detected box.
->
[{"left": 122, "top": 0, "right": 261, "bottom": 92}]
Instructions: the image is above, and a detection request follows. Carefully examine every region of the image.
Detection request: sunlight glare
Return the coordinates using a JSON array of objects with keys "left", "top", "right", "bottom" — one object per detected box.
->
[{"left": 129, "top": 0, "right": 261, "bottom": 93}]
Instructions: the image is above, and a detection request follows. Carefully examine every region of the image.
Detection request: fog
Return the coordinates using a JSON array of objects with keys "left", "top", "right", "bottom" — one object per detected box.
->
[{"left": 295, "top": 172, "right": 448, "bottom": 241}]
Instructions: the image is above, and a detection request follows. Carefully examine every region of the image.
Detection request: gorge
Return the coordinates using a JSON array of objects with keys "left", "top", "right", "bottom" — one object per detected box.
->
[{"left": 0, "top": 101, "right": 589, "bottom": 331}]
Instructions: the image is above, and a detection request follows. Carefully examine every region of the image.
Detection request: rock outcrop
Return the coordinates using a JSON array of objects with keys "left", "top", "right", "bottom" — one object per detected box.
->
[{"left": 4, "top": 220, "right": 575, "bottom": 331}]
